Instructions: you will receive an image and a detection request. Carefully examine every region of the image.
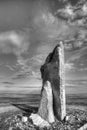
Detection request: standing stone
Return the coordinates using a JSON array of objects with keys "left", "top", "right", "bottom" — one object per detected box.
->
[
  {"left": 38, "top": 81, "right": 55, "bottom": 123},
  {"left": 30, "top": 80, "right": 54, "bottom": 127},
  {"left": 38, "top": 41, "right": 66, "bottom": 121},
  {"left": 59, "top": 41, "right": 66, "bottom": 120}
]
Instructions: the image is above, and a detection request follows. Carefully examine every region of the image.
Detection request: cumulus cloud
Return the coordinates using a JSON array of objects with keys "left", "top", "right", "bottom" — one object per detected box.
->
[
  {"left": 1, "top": 0, "right": 87, "bottom": 85},
  {"left": 55, "top": 0, "right": 87, "bottom": 27},
  {"left": 0, "top": 5, "right": 71, "bottom": 80},
  {"left": 0, "top": 30, "right": 30, "bottom": 74},
  {"left": 55, "top": 3, "right": 74, "bottom": 19},
  {"left": 0, "top": 30, "right": 30, "bottom": 56},
  {"left": 32, "top": 10, "right": 70, "bottom": 43}
]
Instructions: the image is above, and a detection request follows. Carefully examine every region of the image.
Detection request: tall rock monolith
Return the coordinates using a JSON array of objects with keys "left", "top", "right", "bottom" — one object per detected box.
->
[{"left": 38, "top": 42, "right": 66, "bottom": 121}]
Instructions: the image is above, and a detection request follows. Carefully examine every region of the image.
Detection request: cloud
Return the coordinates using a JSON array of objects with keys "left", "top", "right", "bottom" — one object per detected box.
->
[
  {"left": 12, "top": 55, "right": 41, "bottom": 80},
  {"left": 12, "top": 70, "right": 41, "bottom": 82},
  {"left": 0, "top": 7, "right": 71, "bottom": 80},
  {"left": 11, "top": 53, "right": 43, "bottom": 81},
  {"left": 66, "top": 79, "right": 87, "bottom": 87},
  {"left": 0, "top": 30, "right": 30, "bottom": 56},
  {"left": 1, "top": 1, "right": 87, "bottom": 85},
  {"left": 82, "top": 4, "right": 87, "bottom": 14},
  {"left": 79, "top": 67, "right": 87, "bottom": 71},
  {"left": 32, "top": 11, "right": 70, "bottom": 42},
  {"left": 56, "top": 3, "right": 74, "bottom": 19},
  {"left": 5, "top": 65, "right": 15, "bottom": 71},
  {"left": 66, "top": 45, "right": 87, "bottom": 64},
  {"left": 0, "top": 30, "right": 31, "bottom": 74},
  {"left": 2, "top": 81, "right": 14, "bottom": 85},
  {"left": 55, "top": 0, "right": 87, "bottom": 28},
  {"left": 67, "top": 53, "right": 81, "bottom": 62},
  {"left": 65, "top": 62, "right": 75, "bottom": 71},
  {"left": 12, "top": 74, "right": 27, "bottom": 80}
]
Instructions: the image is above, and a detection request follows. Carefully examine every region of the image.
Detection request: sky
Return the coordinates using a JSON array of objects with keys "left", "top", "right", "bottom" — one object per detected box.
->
[{"left": 0, "top": 0, "right": 87, "bottom": 94}]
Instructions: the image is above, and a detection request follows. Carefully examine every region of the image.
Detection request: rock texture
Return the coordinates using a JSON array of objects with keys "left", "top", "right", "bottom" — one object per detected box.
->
[
  {"left": 1, "top": 108, "right": 87, "bottom": 130},
  {"left": 38, "top": 81, "right": 55, "bottom": 124},
  {"left": 38, "top": 42, "right": 66, "bottom": 121},
  {"left": 30, "top": 81, "right": 54, "bottom": 127}
]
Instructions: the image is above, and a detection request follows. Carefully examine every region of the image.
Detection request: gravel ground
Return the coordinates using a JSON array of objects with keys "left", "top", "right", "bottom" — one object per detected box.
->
[{"left": 0, "top": 107, "right": 87, "bottom": 130}]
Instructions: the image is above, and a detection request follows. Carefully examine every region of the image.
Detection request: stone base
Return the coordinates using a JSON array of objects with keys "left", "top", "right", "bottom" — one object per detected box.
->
[{"left": 30, "top": 113, "right": 50, "bottom": 128}]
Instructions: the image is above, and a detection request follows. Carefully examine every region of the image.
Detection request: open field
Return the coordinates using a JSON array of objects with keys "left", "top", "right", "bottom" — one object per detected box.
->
[
  {"left": 0, "top": 92, "right": 87, "bottom": 130},
  {"left": 0, "top": 92, "right": 87, "bottom": 107},
  {"left": 0, "top": 92, "right": 87, "bottom": 112}
]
